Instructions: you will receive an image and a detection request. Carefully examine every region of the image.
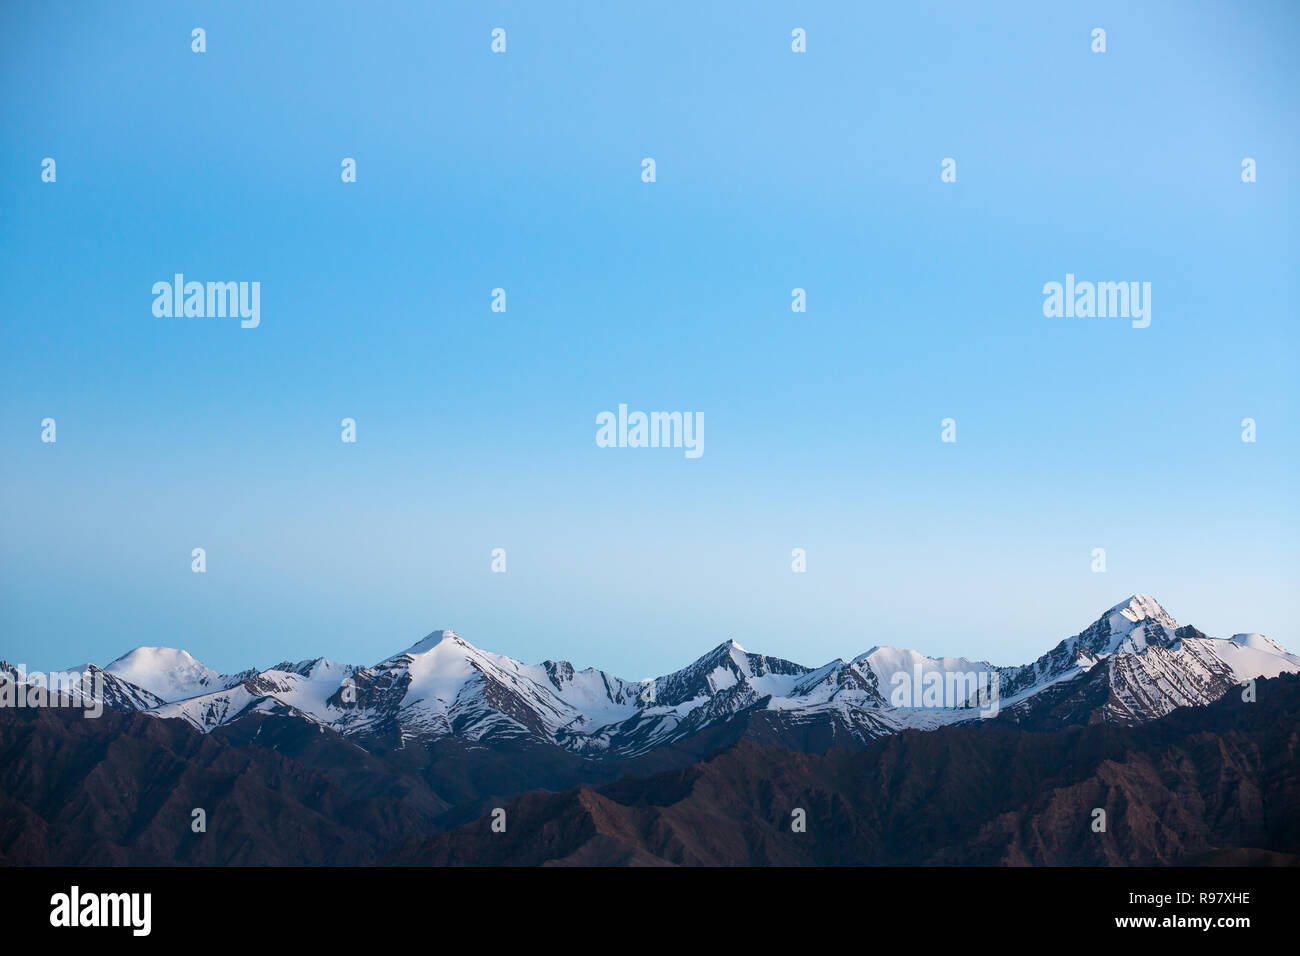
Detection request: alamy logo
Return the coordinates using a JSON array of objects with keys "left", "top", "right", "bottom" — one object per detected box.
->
[
  {"left": 596, "top": 404, "right": 703, "bottom": 459},
  {"left": 0, "top": 666, "right": 104, "bottom": 718},
  {"left": 888, "top": 667, "right": 1000, "bottom": 718},
  {"left": 49, "top": 886, "right": 151, "bottom": 936},
  {"left": 1042, "top": 273, "right": 1151, "bottom": 328},
  {"left": 152, "top": 274, "right": 260, "bottom": 328}
]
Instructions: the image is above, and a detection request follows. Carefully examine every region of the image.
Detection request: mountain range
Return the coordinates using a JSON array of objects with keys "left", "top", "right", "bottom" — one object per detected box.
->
[
  {"left": 3, "top": 593, "right": 1298, "bottom": 865},
  {"left": 4, "top": 594, "right": 1296, "bottom": 755}
]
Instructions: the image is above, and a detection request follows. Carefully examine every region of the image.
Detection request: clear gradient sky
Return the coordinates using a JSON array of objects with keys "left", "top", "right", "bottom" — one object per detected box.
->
[{"left": 2, "top": 1, "right": 1297, "bottom": 678}]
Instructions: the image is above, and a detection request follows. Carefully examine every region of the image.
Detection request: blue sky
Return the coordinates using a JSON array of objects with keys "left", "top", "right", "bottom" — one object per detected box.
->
[{"left": 2, "top": 1, "right": 1297, "bottom": 678}]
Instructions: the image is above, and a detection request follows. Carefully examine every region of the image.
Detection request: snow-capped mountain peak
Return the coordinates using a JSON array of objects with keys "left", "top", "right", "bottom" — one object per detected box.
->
[
  {"left": 399, "top": 628, "right": 466, "bottom": 656},
  {"left": 104, "top": 646, "right": 251, "bottom": 703},
  {"left": 1108, "top": 593, "right": 1177, "bottom": 628}
]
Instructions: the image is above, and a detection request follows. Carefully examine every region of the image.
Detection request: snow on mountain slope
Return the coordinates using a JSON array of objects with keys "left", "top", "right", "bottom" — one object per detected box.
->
[
  {"left": 995, "top": 594, "right": 1184, "bottom": 700},
  {"left": 328, "top": 630, "right": 646, "bottom": 746},
  {"left": 240, "top": 658, "right": 359, "bottom": 723},
  {"left": 0, "top": 661, "right": 166, "bottom": 713},
  {"left": 851, "top": 647, "right": 996, "bottom": 707},
  {"left": 1099, "top": 629, "right": 1300, "bottom": 723},
  {"left": 74, "top": 664, "right": 168, "bottom": 712},
  {"left": 1228, "top": 631, "right": 1300, "bottom": 666},
  {"left": 646, "top": 639, "right": 809, "bottom": 707},
  {"left": 33, "top": 594, "right": 1299, "bottom": 755},
  {"left": 149, "top": 683, "right": 284, "bottom": 733},
  {"left": 529, "top": 658, "right": 646, "bottom": 730},
  {"left": 550, "top": 639, "right": 829, "bottom": 756},
  {"left": 104, "top": 647, "right": 253, "bottom": 702}
]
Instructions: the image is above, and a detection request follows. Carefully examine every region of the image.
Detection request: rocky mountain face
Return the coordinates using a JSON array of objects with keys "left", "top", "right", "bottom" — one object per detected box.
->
[
  {"left": 6, "top": 670, "right": 1293, "bottom": 866},
  {"left": 392, "top": 673, "right": 1300, "bottom": 866},
  {"left": 0, "top": 704, "right": 449, "bottom": 865}
]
